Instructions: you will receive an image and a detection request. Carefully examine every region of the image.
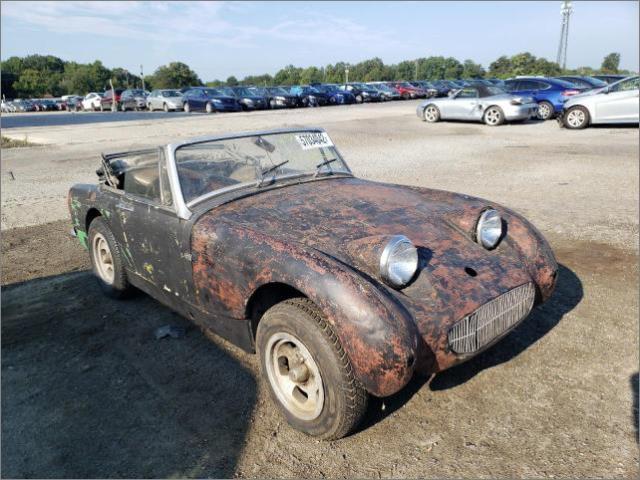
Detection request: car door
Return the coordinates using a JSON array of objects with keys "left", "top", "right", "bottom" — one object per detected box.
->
[
  {"left": 107, "top": 148, "right": 191, "bottom": 304},
  {"left": 447, "top": 87, "right": 481, "bottom": 119},
  {"left": 594, "top": 77, "right": 640, "bottom": 122}
]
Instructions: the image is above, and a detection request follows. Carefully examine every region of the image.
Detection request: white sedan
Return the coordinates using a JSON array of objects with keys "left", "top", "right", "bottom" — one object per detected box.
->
[
  {"left": 559, "top": 76, "right": 639, "bottom": 129},
  {"left": 81, "top": 92, "right": 103, "bottom": 111}
]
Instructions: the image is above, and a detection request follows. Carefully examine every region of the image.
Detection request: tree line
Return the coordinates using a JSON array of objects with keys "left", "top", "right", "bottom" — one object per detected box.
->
[{"left": 0, "top": 52, "right": 631, "bottom": 99}]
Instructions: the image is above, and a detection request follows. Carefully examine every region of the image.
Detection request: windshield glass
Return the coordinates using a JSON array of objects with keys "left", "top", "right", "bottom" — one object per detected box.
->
[
  {"left": 219, "top": 87, "right": 235, "bottom": 96},
  {"left": 268, "top": 87, "right": 289, "bottom": 95},
  {"left": 235, "top": 88, "right": 254, "bottom": 96},
  {"left": 174, "top": 131, "right": 351, "bottom": 205},
  {"left": 203, "top": 88, "right": 222, "bottom": 96},
  {"left": 161, "top": 90, "right": 182, "bottom": 97},
  {"left": 248, "top": 87, "right": 266, "bottom": 96}
]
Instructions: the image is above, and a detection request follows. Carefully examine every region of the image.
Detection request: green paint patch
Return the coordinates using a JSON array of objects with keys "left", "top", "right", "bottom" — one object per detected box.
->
[
  {"left": 143, "top": 263, "right": 154, "bottom": 275},
  {"left": 76, "top": 230, "right": 88, "bottom": 249},
  {"left": 100, "top": 209, "right": 112, "bottom": 219}
]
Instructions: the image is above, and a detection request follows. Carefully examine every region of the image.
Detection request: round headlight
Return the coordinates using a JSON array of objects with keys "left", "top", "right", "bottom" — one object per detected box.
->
[
  {"left": 476, "top": 209, "right": 503, "bottom": 249},
  {"left": 380, "top": 235, "right": 419, "bottom": 288}
]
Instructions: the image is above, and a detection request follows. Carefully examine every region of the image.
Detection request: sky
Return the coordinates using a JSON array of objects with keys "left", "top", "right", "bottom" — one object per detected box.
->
[{"left": 1, "top": 1, "right": 638, "bottom": 81}]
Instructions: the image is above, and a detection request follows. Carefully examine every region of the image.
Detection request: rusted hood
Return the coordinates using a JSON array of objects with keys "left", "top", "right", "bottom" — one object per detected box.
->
[{"left": 197, "top": 176, "right": 533, "bottom": 303}]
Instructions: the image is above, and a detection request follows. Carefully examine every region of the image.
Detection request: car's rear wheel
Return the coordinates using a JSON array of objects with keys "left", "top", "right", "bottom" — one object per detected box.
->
[
  {"left": 483, "top": 105, "right": 504, "bottom": 126},
  {"left": 256, "top": 298, "right": 368, "bottom": 440},
  {"left": 184, "top": 102, "right": 190, "bottom": 113},
  {"left": 564, "top": 105, "right": 590, "bottom": 129},
  {"left": 88, "top": 217, "right": 132, "bottom": 298},
  {"left": 423, "top": 104, "right": 440, "bottom": 122},
  {"left": 537, "top": 101, "right": 554, "bottom": 120}
]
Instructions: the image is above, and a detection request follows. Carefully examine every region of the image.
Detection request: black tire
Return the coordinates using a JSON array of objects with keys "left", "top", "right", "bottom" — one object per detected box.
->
[
  {"left": 256, "top": 298, "right": 368, "bottom": 440},
  {"left": 483, "top": 105, "right": 505, "bottom": 126},
  {"left": 88, "top": 217, "right": 132, "bottom": 299},
  {"left": 563, "top": 105, "right": 590, "bottom": 129},
  {"left": 537, "top": 100, "right": 554, "bottom": 120}
]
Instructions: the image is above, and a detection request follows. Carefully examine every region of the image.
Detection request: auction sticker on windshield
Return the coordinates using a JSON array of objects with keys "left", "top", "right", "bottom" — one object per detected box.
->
[{"left": 295, "top": 132, "right": 334, "bottom": 150}]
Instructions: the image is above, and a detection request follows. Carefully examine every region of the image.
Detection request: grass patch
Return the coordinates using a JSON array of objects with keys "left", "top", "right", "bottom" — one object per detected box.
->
[{"left": 1, "top": 136, "right": 37, "bottom": 148}]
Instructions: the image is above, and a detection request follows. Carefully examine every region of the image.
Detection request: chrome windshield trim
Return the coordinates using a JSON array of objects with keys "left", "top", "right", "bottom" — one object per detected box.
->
[{"left": 165, "top": 144, "right": 192, "bottom": 220}]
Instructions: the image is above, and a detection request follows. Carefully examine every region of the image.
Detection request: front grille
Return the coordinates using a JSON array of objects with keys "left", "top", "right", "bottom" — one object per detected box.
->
[{"left": 448, "top": 283, "right": 535, "bottom": 354}]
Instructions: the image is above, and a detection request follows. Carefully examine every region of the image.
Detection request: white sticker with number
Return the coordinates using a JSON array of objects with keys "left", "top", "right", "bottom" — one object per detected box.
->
[{"left": 295, "top": 132, "right": 334, "bottom": 150}]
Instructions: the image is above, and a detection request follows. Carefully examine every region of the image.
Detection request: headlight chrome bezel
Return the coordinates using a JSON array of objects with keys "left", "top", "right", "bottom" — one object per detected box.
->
[
  {"left": 379, "top": 235, "right": 419, "bottom": 289},
  {"left": 476, "top": 209, "right": 503, "bottom": 249}
]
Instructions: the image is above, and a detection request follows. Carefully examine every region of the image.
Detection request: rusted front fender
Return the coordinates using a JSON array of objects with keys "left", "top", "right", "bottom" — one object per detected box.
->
[{"left": 191, "top": 219, "right": 420, "bottom": 397}]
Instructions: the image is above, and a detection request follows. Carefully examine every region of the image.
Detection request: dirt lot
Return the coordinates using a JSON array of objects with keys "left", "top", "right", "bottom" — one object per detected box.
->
[{"left": 2, "top": 102, "right": 638, "bottom": 478}]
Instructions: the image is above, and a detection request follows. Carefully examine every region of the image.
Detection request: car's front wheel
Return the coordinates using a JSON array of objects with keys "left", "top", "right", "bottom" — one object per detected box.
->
[
  {"left": 205, "top": 102, "right": 213, "bottom": 114},
  {"left": 537, "top": 101, "right": 554, "bottom": 120},
  {"left": 423, "top": 104, "right": 440, "bottom": 122},
  {"left": 184, "top": 102, "right": 190, "bottom": 113},
  {"left": 564, "top": 105, "right": 590, "bottom": 129},
  {"left": 256, "top": 298, "right": 368, "bottom": 440},
  {"left": 88, "top": 217, "right": 132, "bottom": 298},
  {"left": 483, "top": 105, "right": 504, "bottom": 126}
]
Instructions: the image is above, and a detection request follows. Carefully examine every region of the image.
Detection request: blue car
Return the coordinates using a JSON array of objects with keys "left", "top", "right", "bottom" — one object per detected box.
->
[
  {"left": 182, "top": 87, "right": 241, "bottom": 113},
  {"left": 313, "top": 84, "right": 357, "bottom": 105},
  {"left": 503, "top": 77, "right": 585, "bottom": 120}
]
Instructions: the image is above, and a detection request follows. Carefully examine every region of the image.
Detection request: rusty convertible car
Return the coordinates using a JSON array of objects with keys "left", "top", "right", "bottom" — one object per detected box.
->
[{"left": 68, "top": 127, "right": 557, "bottom": 440}]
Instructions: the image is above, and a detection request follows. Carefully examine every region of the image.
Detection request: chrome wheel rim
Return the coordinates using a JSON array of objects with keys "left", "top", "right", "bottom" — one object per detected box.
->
[
  {"left": 538, "top": 103, "right": 551, "bottom": 119},
  {"left": 424, "top": 105, "right": 438, "bottom": 122},
  {"left": 566, "top": 109, "right": 585, "bottom": 127},
  {"left": 184, "top": 103, "right": 190, "bottom": 113},
  {"left": 92, "top": 233, "right": 115, "bottom": 284},
  {"left": 485, "top": 108, "right": 501, "bottom": 125},
  {"left": 206, "top": 103, "right": 212, "bottom": 113},
  {"left": 265, "top": 332, "right": 324, "bottom": 421}
]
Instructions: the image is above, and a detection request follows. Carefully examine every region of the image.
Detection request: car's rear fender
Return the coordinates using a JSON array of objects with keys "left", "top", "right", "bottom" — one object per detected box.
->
[
  {"left": 68, "top": 184, "right": 100, "bottom": 249},
  {"left": 191, "top": 219, "right": 420, "bottom": 398}
]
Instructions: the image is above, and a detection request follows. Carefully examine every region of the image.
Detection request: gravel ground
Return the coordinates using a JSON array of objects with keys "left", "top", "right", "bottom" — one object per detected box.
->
[{"left": 1, "top": 101, "right": 638, "bottom": 478}]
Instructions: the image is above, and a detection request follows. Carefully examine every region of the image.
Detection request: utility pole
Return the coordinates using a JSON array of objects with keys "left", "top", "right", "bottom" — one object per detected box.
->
[
  {"left": 140, "top": 64, "right": 145, "bottom": 91},
  {"left": 556, "top": 1, "right": 573, "bottom": 70},
  {"left": 415, "top": 60, "right": 419, "bottom": 81},
  {"left": 345, "top": 67, "right": 349, "bottom": 84}
]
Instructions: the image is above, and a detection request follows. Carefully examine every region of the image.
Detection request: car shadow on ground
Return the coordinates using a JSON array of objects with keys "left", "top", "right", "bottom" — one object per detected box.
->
[
  {"left": 1, "top": 271, "right": 255, "bottom": 479},
  {"left": 359, "top": 263, "right": 582, "bottom": 429},
  {"left": 631, "top": 372, "right": 639, "bottom": 444}
]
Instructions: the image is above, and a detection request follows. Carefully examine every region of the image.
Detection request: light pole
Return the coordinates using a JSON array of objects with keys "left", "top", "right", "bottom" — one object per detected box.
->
[
  {"left": 345, "top": 67, "right": 349, "bottom": 84},
  {"left": 140, "top": 64, "right": 145, "bottom": 91}
]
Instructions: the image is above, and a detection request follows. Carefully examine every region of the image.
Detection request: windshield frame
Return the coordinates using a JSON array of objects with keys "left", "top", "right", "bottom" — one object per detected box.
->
[{"left": 166, "top": 127, "right": 353, "bottom": 219}]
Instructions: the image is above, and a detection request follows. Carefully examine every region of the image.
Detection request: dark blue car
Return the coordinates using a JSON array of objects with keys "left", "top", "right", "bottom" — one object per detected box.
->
[
  {"left": 182, "top": 87, "right": 241, "bottom": 113},
  {"left": 503, "top": 77, "right": 585, "bottom": 120},
  {"left": 313, "top": 84, "right": 357, "bottom": 105},
  {"left": 289, "top": 85, "right": 329, "bottom": 107}
]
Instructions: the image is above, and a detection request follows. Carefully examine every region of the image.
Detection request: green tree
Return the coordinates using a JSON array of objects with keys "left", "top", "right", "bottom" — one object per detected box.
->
[
  {"left": 149, "top": 62, "right": 202, "bottom": 89},
  {"left": 443, "top": 57, "right": 463, "bottom": 79},
  {"left": 226, "top": 75, "right": 238, "bottom": 86},
  {"left": 488, "top": 56, "right": 512, "bottom": 78},
  {"left": 13, "top": 69, "right": 47, "bottom": 97},
  {"left": 300, "top": 66, "right": 323, "bottom": 84},
  {"left": 509, "top": 52, "right": 537, "bottom": 77},
  {"left": 601, "top": 53, "right": 620, "bottom": 73},
  {"left": 205, "top": 79, "right": 224, "bottom": 87},
  {"left": 462, "top": 59, "right": 485, "bottom": 78},
  {"left": 273, "top": 64, "right": 302, "bottom": 85}
]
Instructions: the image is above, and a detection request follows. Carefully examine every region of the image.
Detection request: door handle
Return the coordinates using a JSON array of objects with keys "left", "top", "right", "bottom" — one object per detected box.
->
[{"left": 117, "top": 201, "right": 134, "bottom": 212}]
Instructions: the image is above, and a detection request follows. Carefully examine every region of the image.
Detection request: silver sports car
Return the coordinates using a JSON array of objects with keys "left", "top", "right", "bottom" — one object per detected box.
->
[
  {"left": 559, "top": 76, "right": 639, "bottom": 129},
  {"left": 416, "top": 85, "right": 538, "bottom": 126}
]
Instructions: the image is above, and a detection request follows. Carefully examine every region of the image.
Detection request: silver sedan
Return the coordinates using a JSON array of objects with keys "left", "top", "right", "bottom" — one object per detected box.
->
[
  {"left": 559, "top": 76, "right": 639, "bottom": 129},
  {"left": 147, "top": 89, "right": 184, "bottom": 112},
  {"left": 416, "top": 85, "right": 538, "bottom": 126}
]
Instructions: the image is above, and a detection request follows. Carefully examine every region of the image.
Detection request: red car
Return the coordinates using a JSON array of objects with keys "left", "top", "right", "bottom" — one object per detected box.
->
[
  {"left": 100, "top": 89, "right": 124, "bottom": 111},
  {"left": 390, "top": 82, "right": 428, "bottom": 99}
]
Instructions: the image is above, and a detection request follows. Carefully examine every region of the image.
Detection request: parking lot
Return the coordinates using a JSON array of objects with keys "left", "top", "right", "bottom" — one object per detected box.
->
[{"left": 1, "top": 100, "right": 638, "bottom": 477}]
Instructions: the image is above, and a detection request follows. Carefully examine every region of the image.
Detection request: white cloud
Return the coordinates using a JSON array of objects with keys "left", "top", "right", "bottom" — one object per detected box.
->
[{"left": 1, "top": 1, "right": 406, "bottom": 50}]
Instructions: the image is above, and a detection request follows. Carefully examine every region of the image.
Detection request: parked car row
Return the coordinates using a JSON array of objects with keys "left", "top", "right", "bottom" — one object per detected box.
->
[{"left": 416, "top": 75, "right": 639, "bottom": 127}]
